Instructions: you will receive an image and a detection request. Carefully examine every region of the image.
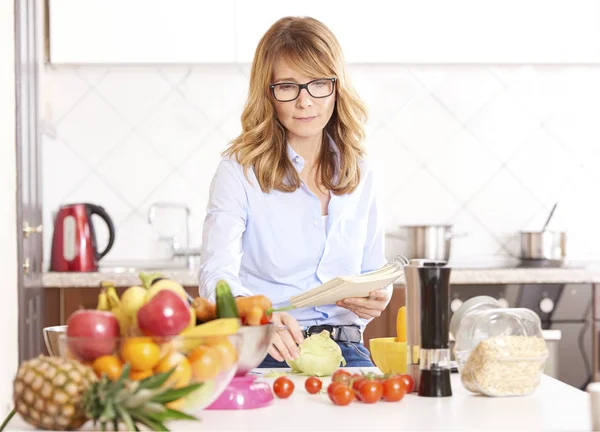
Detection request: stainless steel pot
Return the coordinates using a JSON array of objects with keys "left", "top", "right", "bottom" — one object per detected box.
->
[
  {"left": 389, "top": 225, "right": 464, "bottom": 261},
  {"left": 520, "top": 230, "right": 566, "bottom": 261}
]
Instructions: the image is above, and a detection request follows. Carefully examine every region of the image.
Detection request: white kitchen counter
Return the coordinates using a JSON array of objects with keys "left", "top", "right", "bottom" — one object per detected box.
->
[
  {"left": 42, "top": 266, "right": 600, "bottom": 288},
  {"left": 5, "top": 368, "right": 592, "bottom": 431}
]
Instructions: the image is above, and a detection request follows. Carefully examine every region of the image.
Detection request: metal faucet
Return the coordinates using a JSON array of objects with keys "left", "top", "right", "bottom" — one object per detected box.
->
[{"left": 147, "top": 202, "right": 201, "bottom": 269}]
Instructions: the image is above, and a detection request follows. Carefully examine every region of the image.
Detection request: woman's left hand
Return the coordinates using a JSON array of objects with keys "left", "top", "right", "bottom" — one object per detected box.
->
[{"left": 336, "top": 289, "right": 389, "bottom": 319}]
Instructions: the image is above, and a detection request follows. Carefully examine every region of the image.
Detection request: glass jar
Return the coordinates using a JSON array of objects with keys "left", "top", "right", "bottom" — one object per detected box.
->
[{"left": 449, "top": 296, "right": 549, "bottom": 397}]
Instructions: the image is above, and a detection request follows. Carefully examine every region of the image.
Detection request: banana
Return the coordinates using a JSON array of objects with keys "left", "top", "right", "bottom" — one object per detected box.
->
[
  {"left": 111, "top": 306, "right": 131, "bottom": 337},
  {"left": 173, "top": 318, "right": 241, "bottom": 352},
  {"left": 106, "top": 286, "right": 121, "bottom": 310},
  {"left": 145, "top": 279, "right": 188, "bottom": 302},
  {"left": 96, "top": 289, "right": 110, "bottom": 311}
]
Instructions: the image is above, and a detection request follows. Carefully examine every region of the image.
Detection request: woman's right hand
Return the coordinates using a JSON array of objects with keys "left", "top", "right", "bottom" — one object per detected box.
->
[{"left": 268, "top": 312, "right": 304, "bottom": 362}]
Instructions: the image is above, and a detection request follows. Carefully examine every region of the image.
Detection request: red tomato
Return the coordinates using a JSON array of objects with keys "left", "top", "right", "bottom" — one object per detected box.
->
[
  {"left": 305, "top": 377, "right": 322, "bottom": 394},
  {"left": 332, "top": 369, "right": 352, "bottom": 384},
  {"left": 327, "top": 382, "right": 344, "bottom": 398},
  {"left": 329, "top": 383, "right": 355, "bottom": 406},
  {"left": 273, "top": 377, "right": 294, "bottom": 399},
  {"left": 399, "top": 374, "right": 415, "bottom": 394},
  {"left": 352, "top": 378, "right": 366, "bottom": 393},
  {"left": 382, "top": 377, "right": 407, "bottom": 402},
  {"left": 358, "top": 380, "right": 383, "bottom": 403}
]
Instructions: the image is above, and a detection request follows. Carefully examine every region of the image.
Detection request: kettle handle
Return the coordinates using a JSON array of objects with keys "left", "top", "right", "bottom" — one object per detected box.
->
[{"left": 86, "top": 204, "right": 116, "bottom": 261}]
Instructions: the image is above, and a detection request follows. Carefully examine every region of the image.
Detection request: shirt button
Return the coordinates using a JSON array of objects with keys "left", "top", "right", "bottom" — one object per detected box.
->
[
  {"left": 313, "top": 220, "right": 318, "bottom": 226},
  {"left": 294, "top": 156, "right": 300, "bottom": 163}
]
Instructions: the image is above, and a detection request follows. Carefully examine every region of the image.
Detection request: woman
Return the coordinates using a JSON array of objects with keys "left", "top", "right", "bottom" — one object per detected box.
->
[{"left": 197, "top": 16, "right": 392, "bottom": 368}]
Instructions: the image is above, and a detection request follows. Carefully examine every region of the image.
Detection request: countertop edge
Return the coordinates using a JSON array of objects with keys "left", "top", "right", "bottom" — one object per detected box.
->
[{"left": 41, "top": 267, "right": 600, "bottom": 288}]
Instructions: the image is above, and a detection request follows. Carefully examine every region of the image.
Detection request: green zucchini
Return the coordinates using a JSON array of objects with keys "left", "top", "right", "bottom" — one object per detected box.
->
[{"left": 215, "top": 280, "right": 240, "bottom": 319}]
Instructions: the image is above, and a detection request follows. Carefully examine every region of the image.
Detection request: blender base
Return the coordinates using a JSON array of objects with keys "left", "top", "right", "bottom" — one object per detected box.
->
[{"left": 206, "top": 375, "right": 274, "bottom": 410}]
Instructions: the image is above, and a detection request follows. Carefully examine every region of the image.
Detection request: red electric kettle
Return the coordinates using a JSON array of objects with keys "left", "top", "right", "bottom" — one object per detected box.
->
[{"left": 50, "top": 203, "right": 116, "bottom": 272}]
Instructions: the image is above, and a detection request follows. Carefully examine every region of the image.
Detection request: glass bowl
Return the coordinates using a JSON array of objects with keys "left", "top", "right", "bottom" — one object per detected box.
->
[{"left": 57, "top": 332, "right": 241, "bottom": 414}]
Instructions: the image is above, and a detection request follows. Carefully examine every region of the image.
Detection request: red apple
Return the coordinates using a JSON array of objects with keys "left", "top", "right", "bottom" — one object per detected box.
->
[
  {"left": 137, "top": 290, "right": 191, "bottom": 337},
  {"left": 66, "top": 310, "right": 120, "bottom": 361}
]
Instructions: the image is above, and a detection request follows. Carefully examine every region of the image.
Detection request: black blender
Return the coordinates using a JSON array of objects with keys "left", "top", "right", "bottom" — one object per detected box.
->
[{"left": 404, "top": 259, "right": 452, "bottom": 397}]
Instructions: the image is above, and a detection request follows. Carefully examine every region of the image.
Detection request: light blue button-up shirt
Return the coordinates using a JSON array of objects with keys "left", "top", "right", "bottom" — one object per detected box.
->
[{"left": 197, "top": 137, "right": 390, "bottom": 331}]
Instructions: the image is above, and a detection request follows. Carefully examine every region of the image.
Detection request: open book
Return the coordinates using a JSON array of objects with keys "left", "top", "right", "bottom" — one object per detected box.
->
[{"left": 288, "top": 259, "right": 406, "bottom": 309}]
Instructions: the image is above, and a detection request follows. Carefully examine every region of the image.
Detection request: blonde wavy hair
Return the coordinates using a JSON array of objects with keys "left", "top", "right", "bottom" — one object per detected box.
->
[{"left": 224, "top": 16, "right": 368, "bottom": 195}]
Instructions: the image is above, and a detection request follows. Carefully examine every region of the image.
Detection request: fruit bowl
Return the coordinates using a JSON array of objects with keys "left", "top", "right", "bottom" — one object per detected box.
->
[
  {"left": 55, "top": 331, "right": 242, "bottom": 414},
  {"left": 206, "top": 323, "right": 277, "bottom": 410},
  {"left": 236, "top": 323, "right": 277, "bottom": 376}
]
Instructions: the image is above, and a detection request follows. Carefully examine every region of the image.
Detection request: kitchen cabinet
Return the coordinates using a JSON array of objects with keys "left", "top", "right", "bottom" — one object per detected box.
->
[
  {"left": 43, "top": 286, "right": 200, "bottom": 327},
  {"left": 47, "top": 0, "right": 600, "bottom": 65},
  {"left": 233, "top": 0, "right": 600, "bottom": 64},
  {"left": 47, "top": 0, "right": 236, "bottom": 64},
  {"left": 44, "top": 285, "right": 403, "bottom": 352},
  {"left": 363, "top": 286, "right": 405, "bottom": 350}
]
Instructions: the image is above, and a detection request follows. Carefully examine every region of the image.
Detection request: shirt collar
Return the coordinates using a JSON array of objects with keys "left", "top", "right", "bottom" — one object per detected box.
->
[{"left": 287, "top": 133, "right": 340, "bottom": 173}]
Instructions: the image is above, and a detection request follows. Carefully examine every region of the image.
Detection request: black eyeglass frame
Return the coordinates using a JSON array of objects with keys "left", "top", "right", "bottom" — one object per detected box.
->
[{"left": 269, "top": 77, "right": 337, "bottom": 102}]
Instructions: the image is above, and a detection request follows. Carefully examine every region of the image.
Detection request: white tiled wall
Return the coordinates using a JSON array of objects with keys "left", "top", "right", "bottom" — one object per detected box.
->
[{"left": 41, "top": 64, "right": 600, "bottom": 268}]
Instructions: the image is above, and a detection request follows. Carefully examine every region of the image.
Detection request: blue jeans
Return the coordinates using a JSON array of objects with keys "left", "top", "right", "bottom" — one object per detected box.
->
[{"left": 258, "top": 341, "right": 374, "bottom": 368}]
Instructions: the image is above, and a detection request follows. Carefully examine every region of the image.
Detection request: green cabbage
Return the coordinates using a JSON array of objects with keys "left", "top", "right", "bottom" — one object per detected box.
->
[{"left": 286, "top": 330, "right": 346, "bottom": 377}]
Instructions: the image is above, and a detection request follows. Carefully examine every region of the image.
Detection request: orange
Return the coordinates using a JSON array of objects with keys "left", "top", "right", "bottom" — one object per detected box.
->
[
  {"left": 129, "top": 369, "right": 153, "bottom": 381},
  {"left": 154, "top": 351, "right": 192, "bottom": 388},
  {"left": 92, "top": 355, "right": 123, "bottom": 381},
  {"left": 209, "top": 340, "right": 237, "bottom": 371},
  {"left": 188, "top": 346, "right": 220, "bottom": 380},
  {"left": 120, "top": 337, "right": 161, "bottom": 371}
]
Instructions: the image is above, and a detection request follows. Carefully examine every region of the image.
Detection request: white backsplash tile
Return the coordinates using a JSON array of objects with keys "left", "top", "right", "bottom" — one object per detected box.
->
[
  {"left": 467, "top": 90, "right": 540, "bottom": 163},
  {"left": 94, "top": 69, "right": 173, "bottom": 126},
  {"left": 137, "top": 92, "right": 213, "bottom": 168},
  {"left": 426, "top": 128, "right": 502, "bottom": 203},
  {"left": 466, "top": 169, "right": 544, "bottom": 241},
  {"left": 42, "top": 64, "right": 600, "bottom": 266},
  {"left": 413, "top": 68, "right": 504, "bottom": 124},
  {"left": 178, "top": 67, "right": 248, "bottom": 126},
  {"left": 387, "top": 91, "right": 463, "bottom": 163},
  {"left": 56, "top": 91, "right": 131, "bottom": 166},
  {"left": 386, "top": 169, "right": 463, "bottom": 227},
  {"left": 94, "top": 133, "right": 172, "bottom": 208},
  {"left": 506, "top": 127, "right": 581, "bottom": 207}
]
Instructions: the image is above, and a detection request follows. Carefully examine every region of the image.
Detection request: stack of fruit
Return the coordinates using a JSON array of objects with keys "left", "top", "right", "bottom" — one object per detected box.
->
[
  {"left": 190, "top": 280, "right": 275, "bottom": 325},
  {"left": 65, "top": 274, "right": 242, "bottom": 390},
  {"left": 5, "top": 276, "right": 245, "bottom": 432}
]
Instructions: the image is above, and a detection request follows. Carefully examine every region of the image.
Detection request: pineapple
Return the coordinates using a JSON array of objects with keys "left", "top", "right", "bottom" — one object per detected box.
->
[{"left": 4, "top": 355, "right": 201, "bottom": 431}]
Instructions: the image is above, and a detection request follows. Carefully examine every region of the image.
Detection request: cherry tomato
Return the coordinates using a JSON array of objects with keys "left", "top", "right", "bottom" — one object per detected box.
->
[
  {"left": 382, "top": 377, "right": 407, "bottom": 402},
  {"left": 399, "top": 374, "right": 415, "bottom": 394},
  {"left": 358, "top": 380, "right": 383, "bottom": 403},
  {"left": 305, "top": 377, "right": 322, "bottom": 394},
  {"left": 332, "top": 369, "right": 352, "bottom": 384},
  {"left": 329, "top": 383, "right": 354, "bottom": 406},
  {"left": 327, "top": 382, "right": 344, "bottom": 398},
  {"left": 273, "top": 377, "right": 295, "bottom": 399},
  {"left": 352, "top": 378, "right": 366, "bottom": 393}
]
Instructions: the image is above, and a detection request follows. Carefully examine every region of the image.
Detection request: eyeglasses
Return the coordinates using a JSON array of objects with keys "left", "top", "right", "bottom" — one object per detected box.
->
[{"left": 269, "top": 78, "right": 336, "bottom": 102}]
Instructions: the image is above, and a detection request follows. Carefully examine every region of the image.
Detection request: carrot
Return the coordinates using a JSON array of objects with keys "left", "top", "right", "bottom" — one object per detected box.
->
[
  {"left": 235, "top": 295, "right": 272, "bottom": 318},
  {"left": 245, "top": 305, "right": 264, "bottom": 326},
  {"left": 191, "top": 297, "right": 217, "bottom": 322}
]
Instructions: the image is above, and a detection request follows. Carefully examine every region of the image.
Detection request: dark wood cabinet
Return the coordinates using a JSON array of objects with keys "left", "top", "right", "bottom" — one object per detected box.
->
[
  {"left": 363, "top": 285, "right": 405, "bottom": 350},
  {"left": 44, "top": 284, "right": 405, "bottom": 352},
  {"left": 44, "top": 286, "right": 200, "bottom": 327}
]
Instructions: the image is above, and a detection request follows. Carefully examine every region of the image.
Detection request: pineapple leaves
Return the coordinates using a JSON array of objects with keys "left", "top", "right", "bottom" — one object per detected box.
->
[
  {"left": 155, "top": 408, "right": 198, "bottom": 422},
  {"left": 137, "top": 366, "right": 178, "bottom": 389},
  {"left": 115, "top": 404, "right": 136, "bottom": 432},
  {"left": 150, "top": 382, "right": 203, "bottom": 404},
  {"left": 130, "top": 410, "right": 168, "bottom": 432}
]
